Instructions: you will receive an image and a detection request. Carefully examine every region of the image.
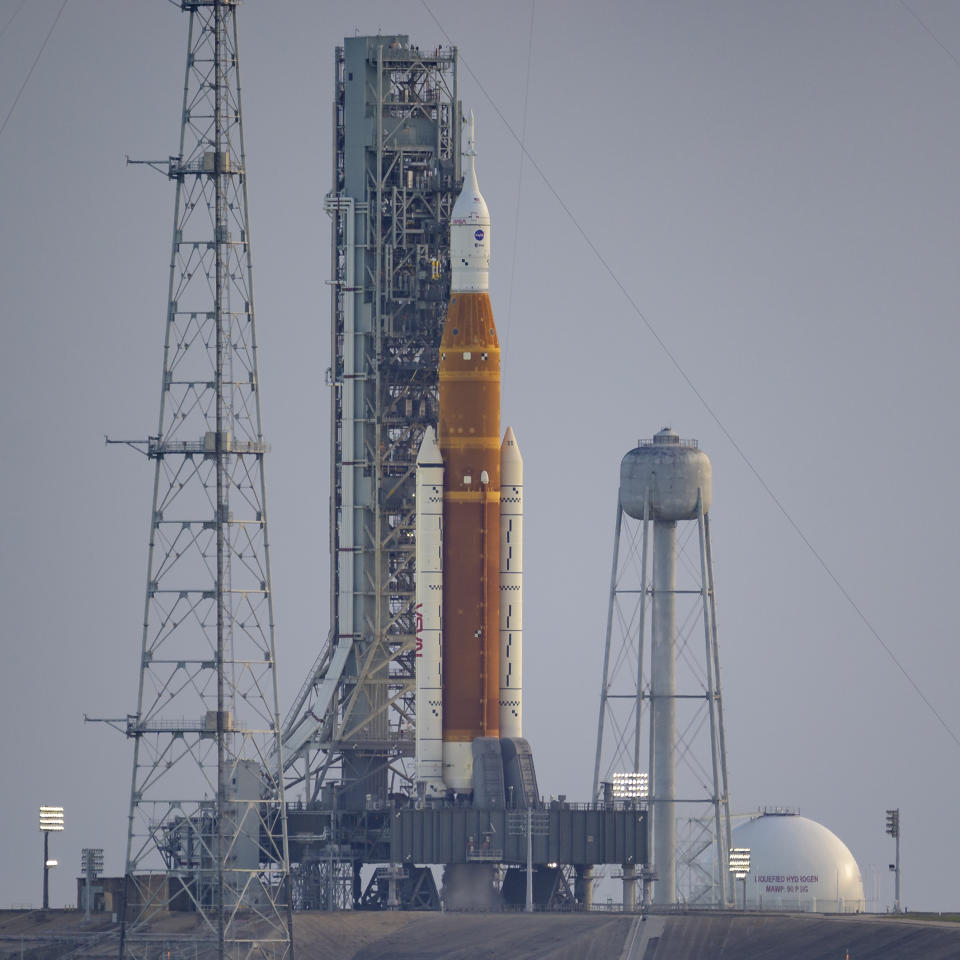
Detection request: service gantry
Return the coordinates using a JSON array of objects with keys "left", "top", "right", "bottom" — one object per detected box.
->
[{"left": 281, "top": 36, "right": 461, "bottom": 816}]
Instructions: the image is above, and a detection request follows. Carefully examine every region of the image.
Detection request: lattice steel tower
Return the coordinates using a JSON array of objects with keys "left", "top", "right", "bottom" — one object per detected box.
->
[
  {"left": 119, "top": 3, "right": 292, "bottom": 957},
  {"left": 281, "top": 38, "right": 461, "bottom": 823}
]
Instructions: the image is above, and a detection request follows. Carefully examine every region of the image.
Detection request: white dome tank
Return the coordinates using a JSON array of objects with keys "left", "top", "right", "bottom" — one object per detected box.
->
[
  {"left": 733, "top": 812, "right": 865, "bottom": 913},
  {"left": 619, "top": 427, "right": 712, "bottom": 521}
]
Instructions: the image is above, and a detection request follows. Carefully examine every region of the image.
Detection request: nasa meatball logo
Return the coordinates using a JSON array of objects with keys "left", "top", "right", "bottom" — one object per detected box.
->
[{"left": 474, "top": 228, "right": 485, "bottom": 242}]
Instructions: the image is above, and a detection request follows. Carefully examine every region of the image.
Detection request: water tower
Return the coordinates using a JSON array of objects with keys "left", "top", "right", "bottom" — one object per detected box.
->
[{"left": 593, "top": 427, "right": 733, "bottom": 907}]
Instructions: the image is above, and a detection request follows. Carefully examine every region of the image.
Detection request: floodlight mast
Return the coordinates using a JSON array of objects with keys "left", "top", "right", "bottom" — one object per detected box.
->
[
  {"left": 81, "top": 848, "right": 104, "bottom": 921},
  {"left": 612, "top": 772, "right": 649, "bottom": 801},
  {"left": 39, "top": 806, "right": 63, "bottom": 910},
  {"left": 507, "top": 811, "right": 549, "bottom": 914},
  {"left": 610, "top": 771, "right": 650, "bottom": 910},
  {"left": 885, "top": 809, "right": 901, "bottom": 912},
  {"left": 728, "top": 847, "right": 751, "bottom": 910}
]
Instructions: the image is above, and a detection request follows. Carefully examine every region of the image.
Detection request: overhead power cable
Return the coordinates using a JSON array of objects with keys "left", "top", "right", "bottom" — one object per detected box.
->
[
  {"left": 899, "top": 0, "right": 960, "bottom": 70},
  {"left": 0, "top": 0, "right": 70, "bottom": 145},
  {"left": 0, "top": 0, "right": 27, "bottom": 46},
  {"left": 501, "top": 0, "right": 536, "bottom": 401},
  {"left": 420, "top": 0, "right": 960, "bottom": 751}
]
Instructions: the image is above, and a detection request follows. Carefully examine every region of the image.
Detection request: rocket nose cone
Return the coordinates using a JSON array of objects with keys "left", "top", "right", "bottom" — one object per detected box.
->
[
  {"left": 500, "top": 428, "right": 523, "bottom": 489},
  {"left": 452, "top": 164, "right": 489, "bottom": 223},
  {"left": 500, "top": 426, "right": 522, "bottom": 462},
  {"left": 417, "top": 425, "right": 444, "bottom": 466}
]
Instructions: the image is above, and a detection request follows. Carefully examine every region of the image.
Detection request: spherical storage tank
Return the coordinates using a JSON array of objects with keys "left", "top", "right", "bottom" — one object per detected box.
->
[
  {"left": 619, "top": 427, "right": 712, "bottom": 521},
  {"left": 734, "top": 812, "right": 865, "bottom": 913}
]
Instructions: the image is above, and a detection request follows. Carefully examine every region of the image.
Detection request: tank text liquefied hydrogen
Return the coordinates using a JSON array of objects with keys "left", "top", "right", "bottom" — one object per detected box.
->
[{"left": 415, "top": 115, "right": 532, "bottom": 800}]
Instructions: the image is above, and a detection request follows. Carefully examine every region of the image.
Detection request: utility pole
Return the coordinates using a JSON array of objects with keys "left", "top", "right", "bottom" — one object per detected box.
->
[
  {"left": 526, "top": 809, "right": 533, "bottom": 912},
  {"left": 80, "top": 849, "right": 103, "bottom": 922},
  {"left": 39, "top": 807, "right": 63, "bottom": 911},
  {"left": 508, "top": 810, "right": 548, "bottom": 912}
]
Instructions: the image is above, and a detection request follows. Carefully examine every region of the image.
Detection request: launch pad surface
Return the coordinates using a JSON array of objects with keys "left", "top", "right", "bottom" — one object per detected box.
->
[{"left": 5, "top": 910, "right": 960, "bottom": 960}]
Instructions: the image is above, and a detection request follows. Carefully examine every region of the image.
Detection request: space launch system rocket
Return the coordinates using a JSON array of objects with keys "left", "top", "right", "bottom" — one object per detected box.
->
[{"left": 415, "top": 117, "right": 531, "bottom": 800}]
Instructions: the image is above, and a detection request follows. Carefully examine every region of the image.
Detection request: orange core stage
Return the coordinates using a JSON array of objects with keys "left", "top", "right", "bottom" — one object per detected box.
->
[{"left": 437, "top": 291, "right": 501, "bottom": 747}]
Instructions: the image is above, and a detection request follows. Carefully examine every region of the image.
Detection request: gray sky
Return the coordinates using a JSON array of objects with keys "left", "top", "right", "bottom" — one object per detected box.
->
[{"left": 1, "top": 0, "right": 958, "bottom": 912}]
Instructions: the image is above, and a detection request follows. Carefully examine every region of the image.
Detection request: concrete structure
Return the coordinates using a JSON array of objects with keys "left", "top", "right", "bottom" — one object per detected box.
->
[{"left": 8, "top": 910, "right": 960, "bottom": 960}]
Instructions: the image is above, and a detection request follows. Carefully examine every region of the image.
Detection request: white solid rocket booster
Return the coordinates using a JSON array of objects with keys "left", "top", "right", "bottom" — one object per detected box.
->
[
  {"left": 414, "top": 422, "right": 526, "bottom": 793},
  {"left": 414, "top": 426, "right": 445, "bottom": 795},
  {"left": 499, "top": 426, "right": 523, "bottom": 738}
]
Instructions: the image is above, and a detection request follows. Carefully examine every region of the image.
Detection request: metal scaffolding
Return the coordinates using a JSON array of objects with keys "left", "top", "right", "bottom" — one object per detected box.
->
[
  {"left": 281, "top": 38, "right": 461, "bottom": 828},
  {"left": 117, "top": 3, "right": 292, "bottom": 957}
]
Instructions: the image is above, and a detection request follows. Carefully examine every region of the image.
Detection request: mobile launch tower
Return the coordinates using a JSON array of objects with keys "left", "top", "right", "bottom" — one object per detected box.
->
[
  {"left": 281, "top": 37, "right": 462, "bottom": 811},
  {"left": 273, "top": 44, "right": 645, "bottom": 911}
]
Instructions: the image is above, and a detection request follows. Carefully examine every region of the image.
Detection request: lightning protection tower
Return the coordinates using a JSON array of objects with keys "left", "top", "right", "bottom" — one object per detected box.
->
[
  {"left": 592, "top": 428, "right": 733, "bottom": 908},
  {"left": 118, "top": 3, "right": 292, "bottom": 958}
]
